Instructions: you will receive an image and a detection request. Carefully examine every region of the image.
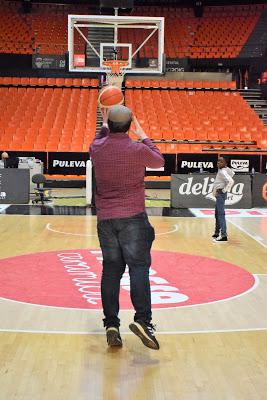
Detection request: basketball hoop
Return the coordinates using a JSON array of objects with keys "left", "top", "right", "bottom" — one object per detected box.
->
[{"left": 102, "top": 60, "right": 129, "bottom": 88}]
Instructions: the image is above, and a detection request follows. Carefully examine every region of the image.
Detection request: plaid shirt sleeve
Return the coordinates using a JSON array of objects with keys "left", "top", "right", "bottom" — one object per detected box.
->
[
  {"left": 95, "top": 125, "right": 109, "bottom": 140},
  {"left": 140, "top": 138, "right": 165, "bottom": 168},
  {"left": 89, "top": 125, "right": 109, "bottom": 154}
]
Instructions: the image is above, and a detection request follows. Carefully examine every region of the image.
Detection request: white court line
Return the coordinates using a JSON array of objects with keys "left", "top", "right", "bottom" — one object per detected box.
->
[
  {"left": 229, "top": 219, "right": 267, "bottom": 249},
  {"left": 0, "top": 327, "right": 266, "bottom": 335},
  {"left": 46, "top": 223, "right": 179, "bottom": 237},
  {"left": 46, "top": 223, "right": 97, "bottom": 237},
  {"left": 0, "top": 275, "right": 264, "bottom": 335},
  {"left": 0, "top": 205, "right": 10, "bottom": 213},
  {"left": 155, "top": 224, "right": 179, "bottom": 236}
]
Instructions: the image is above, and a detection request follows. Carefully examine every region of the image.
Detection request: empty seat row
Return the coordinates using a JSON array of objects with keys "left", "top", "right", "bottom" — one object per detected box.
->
[
  {"left": 125, "top": 90, "right": 267, "bottom": 148},
  {"left": 125, "top": 80, "right": 237, "bottom": 90},
  {"left": 0, "top": 3, "right": 263, "bottom": 58},
  {"left": 0, "top": 86, "right": 266, "bottom": 153},
  {"left": 0, "top": 77, "right": 99, "bottom": 87},
  {"left": 0, "top": 87, "right": 98, "bottom": 152}
]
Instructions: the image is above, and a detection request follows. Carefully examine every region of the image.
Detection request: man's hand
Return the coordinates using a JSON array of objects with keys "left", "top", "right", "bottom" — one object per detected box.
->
[
  {"left": 213, "top": 189, "right": 218, "bottom": 197},
  {"left": 130, "top": 114, "right": 148, "bottom": 141},
  {"left": 101, "top": 107, "right": 108, "bottom": 126}
]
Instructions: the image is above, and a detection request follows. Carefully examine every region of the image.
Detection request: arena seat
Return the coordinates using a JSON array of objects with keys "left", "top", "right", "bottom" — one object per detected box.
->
[
  {"left": 0, "top": 77, "right": 99, "bottom": 88},
  {"left": 0, "top": 87, "right": 98, "bottom": 152},
  {"left": 0, "top": 2, "right": 265, "bottom": 58},
  {"left": 125, "top": 89, "right": 267, "bottom": 151},
  {"left": 122, "top": 5, "right": 264, "bottom": 59},
  {"left": 125, "top": 80, "right": 237, "bottom": 90}
]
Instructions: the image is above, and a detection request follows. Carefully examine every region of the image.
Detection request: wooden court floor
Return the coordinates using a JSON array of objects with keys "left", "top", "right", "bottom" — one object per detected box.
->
[{"left": 0, "top": 214, "right": 266, "bottom": 400}]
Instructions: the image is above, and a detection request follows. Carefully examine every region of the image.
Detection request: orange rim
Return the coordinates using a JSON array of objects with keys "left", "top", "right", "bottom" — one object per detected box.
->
[{"left": 103, "top": 60, "right": 128, "bottom": 74}]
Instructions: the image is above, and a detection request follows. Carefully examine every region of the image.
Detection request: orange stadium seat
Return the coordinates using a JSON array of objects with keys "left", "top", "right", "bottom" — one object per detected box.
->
[
  {"left": 0, "top": 86, "right": 98, "bottom": 152},
  {"left": 125, "top": 79, "right": 237, "bottom": 90},
  {"left": 0, "top": 2, "right": 262, "bottom": 58},
  {"left": 124, "top": 89, "right": 266, "bottom": 151}
]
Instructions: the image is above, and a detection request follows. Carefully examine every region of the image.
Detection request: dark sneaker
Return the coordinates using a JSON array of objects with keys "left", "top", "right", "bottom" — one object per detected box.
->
[
  {"left": 212, "top": 233, "right": 219, "bottom": 239},
  {"left": 129, "top": 321, "right": 160, "bottom": 350},
  {"left": 106, "top": 327, "right": 122, "bottom": 347},
  {"left": 215, "top": 236, "right": 228, "bottom": 242}
]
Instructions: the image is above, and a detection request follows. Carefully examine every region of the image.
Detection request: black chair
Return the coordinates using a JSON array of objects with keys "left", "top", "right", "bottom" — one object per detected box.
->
[{"left": 32, "top": 174, "right": 51, "bottom": 204}]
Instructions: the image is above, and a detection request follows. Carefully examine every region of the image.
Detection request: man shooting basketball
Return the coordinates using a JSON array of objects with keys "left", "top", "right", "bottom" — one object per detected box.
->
[{"left": 90, "top": 105, "right": 164, "bottom": 350}]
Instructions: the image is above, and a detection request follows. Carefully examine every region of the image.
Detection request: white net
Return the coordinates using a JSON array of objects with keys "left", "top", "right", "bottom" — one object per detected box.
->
[
  {"left": 102, "top": 61, "right": 129, "bottom": 88},
  {"left": 105, "top": 71, "right": 125, "bottom": 88}
]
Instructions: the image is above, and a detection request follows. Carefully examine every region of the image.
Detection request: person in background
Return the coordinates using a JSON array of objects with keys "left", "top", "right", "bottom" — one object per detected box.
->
[
  {"left": 1, "top": 151, "right": 9, "bottom": 167},
  {"left": 212, "top": 157, "right": 235, "bottom": 242},
  {"left": 90, "top": 105, "right": 165, "bottom": 350},
  {"left": 1, "top": 151, "right": 19, "bottom": 168}
]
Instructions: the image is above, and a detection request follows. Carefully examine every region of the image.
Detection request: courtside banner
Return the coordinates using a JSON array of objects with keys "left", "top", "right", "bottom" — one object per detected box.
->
[
  {"left": 177, "top": 153, "right": 218, "bottom": 173},
  {"left": 32, "top": 54, "right": 65, "bottom": 69},
  {"left": 9, "top": 151, "right": 47, "bottom": 172},
  {"left": 262, "top": 155, "right": 267, "bottom": 173},
  {"left": 48, "top": 152, "right": 89, "bottom": 175},
  {"left": 0, "top": 169, "right": 30, "bottom": 204},
  {"left": 252, "top": 174, "right": 267, "bottom": 207},
  {"left": 227, "top": 154, "right": 260, "bottom": 173},
  {"left": 171, "top": 174, "right": 252, "bottom": 209},
  {"left": 146, "top": 154, "right": 176, "bottom": 176},
  {"left": 165, "top": 58, "right": 189, "bottom": 72}
]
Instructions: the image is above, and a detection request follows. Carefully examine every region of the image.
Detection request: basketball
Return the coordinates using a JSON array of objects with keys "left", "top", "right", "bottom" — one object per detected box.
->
[{"left": 98, "top": 85, "right": 124, "bottom": 108}]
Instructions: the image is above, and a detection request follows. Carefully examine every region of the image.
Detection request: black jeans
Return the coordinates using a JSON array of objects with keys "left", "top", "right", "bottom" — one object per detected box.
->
[
  {"left": 215, "top": 190, "right": 227, "bottom": 237},
  {"left": 97, "top": 212, "right": 155, "bottom": 328}
]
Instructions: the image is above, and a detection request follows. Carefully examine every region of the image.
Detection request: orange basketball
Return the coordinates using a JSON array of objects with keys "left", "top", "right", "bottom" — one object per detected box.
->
[{"left": 98, "top": 86, "right": 124, "bottom": 108}]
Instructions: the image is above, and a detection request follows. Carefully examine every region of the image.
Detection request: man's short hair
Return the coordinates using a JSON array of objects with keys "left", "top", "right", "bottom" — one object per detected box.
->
[
  {"left": 107, "top": 105, "right": 132, "bottom": 133},
  {"left": 220, "top": 156, "right": 228, "bottom": 165},
  {"left": 108, "top": 119, "right": 131, "bottom": 133}
]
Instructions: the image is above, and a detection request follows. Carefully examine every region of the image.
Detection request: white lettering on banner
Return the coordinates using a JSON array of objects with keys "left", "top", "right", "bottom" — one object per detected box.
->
[
  {"left": 146, "top": 167, "right": 165, "bottom": 171},
  {"left": 179, "top": 177, "right": 215, "bottom": 195},
  {"left": 57, "top": 253, "right": 101, "bottom": 305},
  {"left": 232, "top": 183, "right": 244, "bottom": 194},
  {"left": 151, "top": 292, "right": 188, "bottom": 304},
  {"left": 192, "top": 182, "right": 202, "bottom": 195},
  {"left": 53, "top": 160, "right": 86, "bottom": 168},
  {"left": 179, "top": 177, "right": 245, "bottom": 205},
  {"left": 121, "top": 267, "right": 189, "bottom": 305},
  {"left": 181, "top": 161, "right": 214, "bottom": 169},
  {"left": 166, "top": 67, "right": 185, "bottom": 72},
  {"left": 230, "top": 159, "right": 249, "bottom": 172},
  {"left": 58, "top": 253, "right": 189, "bottom": 307}
]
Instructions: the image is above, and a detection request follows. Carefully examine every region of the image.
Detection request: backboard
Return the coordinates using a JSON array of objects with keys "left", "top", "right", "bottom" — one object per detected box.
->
[{"left": 68, "top": 15, "right": 165, "bottom": 75}]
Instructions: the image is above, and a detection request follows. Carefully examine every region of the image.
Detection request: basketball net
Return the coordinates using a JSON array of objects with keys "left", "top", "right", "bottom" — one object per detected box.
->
[{"left": 102, "top": 60, "right": 128, "bottom": 88}]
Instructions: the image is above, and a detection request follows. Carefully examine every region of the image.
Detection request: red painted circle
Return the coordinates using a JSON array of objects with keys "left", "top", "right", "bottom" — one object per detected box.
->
[{"left": 0, "top": 250, "right": 255, "bottom": 309}]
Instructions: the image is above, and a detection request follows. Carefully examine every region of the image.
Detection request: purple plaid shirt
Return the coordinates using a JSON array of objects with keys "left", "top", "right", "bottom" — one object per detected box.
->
[{"left": 90, "top": 126, "right": 165, "bottom": 220}]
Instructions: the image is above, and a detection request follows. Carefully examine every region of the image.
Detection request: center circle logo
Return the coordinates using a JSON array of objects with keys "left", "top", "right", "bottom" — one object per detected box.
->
[{"left": 0, "top": 250, "right": 255, "bottom": 309}]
